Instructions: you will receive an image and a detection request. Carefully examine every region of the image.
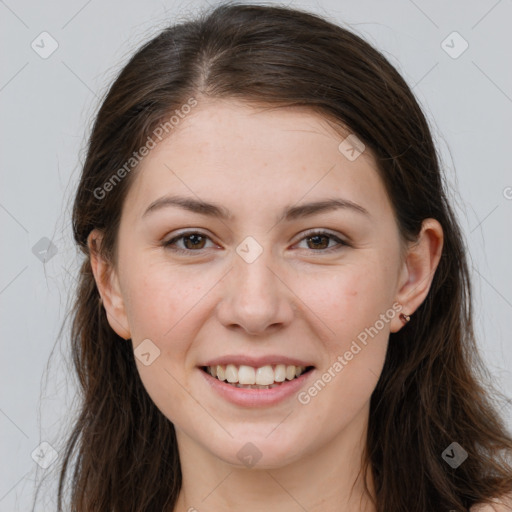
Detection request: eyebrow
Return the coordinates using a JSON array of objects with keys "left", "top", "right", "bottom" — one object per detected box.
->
[{"left": 142, "top": 195, "right": 370, "bottom": 222}]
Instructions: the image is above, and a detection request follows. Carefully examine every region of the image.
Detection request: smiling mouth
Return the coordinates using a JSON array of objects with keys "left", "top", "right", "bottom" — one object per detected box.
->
[{"left": 201, "top": 364, "right": 315, "bottom": 389}]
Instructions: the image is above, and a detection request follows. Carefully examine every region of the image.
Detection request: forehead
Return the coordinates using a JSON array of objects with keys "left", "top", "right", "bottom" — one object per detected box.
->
[{"left": 122, "top": 100, "right": 392, "bottom": 222}]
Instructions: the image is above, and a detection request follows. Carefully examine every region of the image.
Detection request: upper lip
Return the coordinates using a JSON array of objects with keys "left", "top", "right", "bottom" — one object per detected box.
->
[{"left": 201, "top": 355, "right": 314, "bottom": 368}]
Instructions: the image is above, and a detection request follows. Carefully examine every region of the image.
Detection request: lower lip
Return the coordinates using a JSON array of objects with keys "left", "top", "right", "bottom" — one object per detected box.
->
[{"left": 199, "top": 368, "right": 315, "bottom": 407}]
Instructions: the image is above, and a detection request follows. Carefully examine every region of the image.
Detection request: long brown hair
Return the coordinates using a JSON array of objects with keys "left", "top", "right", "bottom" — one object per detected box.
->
[{"left": 56, "top": 3, "right": 512, "bottom": 510}]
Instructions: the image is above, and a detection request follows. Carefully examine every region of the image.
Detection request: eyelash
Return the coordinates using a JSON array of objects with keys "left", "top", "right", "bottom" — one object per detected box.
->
[{"left": 162, "top": 229, "right": 349, "bottom": 255}]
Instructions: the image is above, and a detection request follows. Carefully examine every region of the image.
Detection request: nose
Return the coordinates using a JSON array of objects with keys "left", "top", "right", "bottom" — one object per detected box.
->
[{"left": 216, "top": 249, "right": 295, "bottom": 336}]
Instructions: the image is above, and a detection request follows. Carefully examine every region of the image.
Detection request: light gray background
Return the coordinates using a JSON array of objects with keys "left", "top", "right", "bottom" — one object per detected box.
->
[{"left": 1, "top": 0, "right": 511, "bottom": 510}]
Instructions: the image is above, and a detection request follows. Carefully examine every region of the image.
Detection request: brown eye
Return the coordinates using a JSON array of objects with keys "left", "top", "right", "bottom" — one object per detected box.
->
[
  {"left": 181, "top": 233, "right": 207, "bottom": 250},
  {"left": 163, "top": 231, "right": 214, "bottom": 254},
  {"left": 296, "top": 231, "right": 348, "bottom": 252},
  {"left": 306, "top": 234, "right": 330, "bottom": 250}
]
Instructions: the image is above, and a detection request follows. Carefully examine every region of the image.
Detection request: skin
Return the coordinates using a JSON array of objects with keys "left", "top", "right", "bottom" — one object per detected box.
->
[{"left": 89, "top": 99, "right": 444, "bottom": 511}]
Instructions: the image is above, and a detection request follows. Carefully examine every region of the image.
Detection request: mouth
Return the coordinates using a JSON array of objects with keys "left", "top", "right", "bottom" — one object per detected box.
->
[{"left": 200, "top": 364, "right": 315, "bottom": 389}]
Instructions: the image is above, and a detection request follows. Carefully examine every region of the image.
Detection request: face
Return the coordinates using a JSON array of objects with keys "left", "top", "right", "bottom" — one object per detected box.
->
[{"left": 94, "top": 99, "right": 415, "bottom": 469}]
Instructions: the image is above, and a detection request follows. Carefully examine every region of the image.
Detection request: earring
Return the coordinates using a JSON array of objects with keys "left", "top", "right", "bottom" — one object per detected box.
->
[{"left": 399, "top": 312, "right": 411, "bottom": 323}]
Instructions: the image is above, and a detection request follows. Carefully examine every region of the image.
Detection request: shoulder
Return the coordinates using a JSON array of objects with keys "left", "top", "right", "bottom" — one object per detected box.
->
[{"left": 471, "top": 494, "right": 512, "bottom": 512}]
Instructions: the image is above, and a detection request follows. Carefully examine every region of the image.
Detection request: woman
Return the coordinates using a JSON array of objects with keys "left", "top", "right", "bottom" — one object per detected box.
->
[{"left": 58, "top": 3, "right": 512, "bottom": 510}]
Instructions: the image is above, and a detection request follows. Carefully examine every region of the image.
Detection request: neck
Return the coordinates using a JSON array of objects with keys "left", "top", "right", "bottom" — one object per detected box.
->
[{"left": 173, "top": 403, "right": 376, "bottom": 512}]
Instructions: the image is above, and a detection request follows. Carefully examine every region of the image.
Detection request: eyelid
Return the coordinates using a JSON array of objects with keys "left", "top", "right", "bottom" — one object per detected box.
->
[
  {"left": 296, "top": 228, "right": 348, "bottom": 244},
  {"left": 293, "top": 229, "right": 349, "bottom": 252},
  {"left": 162, "top": 229, "right": 218, "bottom": 253}
]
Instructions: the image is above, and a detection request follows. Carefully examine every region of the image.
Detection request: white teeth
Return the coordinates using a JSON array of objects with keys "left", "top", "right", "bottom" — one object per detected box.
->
[
  {"left": 216, "top": 365, "right": 225, "bottom": 381},
  {"left": 225, "top": 364, "right": 238, "bottom": 383},
  {"left": 205, "top": 364, "right": 309, "bottom": 385},
  {"left": 238, "top": 365, "right": 256, "bottom": 385},
  {"left": 255, "top": 365, "right": 274, "bottom": 385},
  {"left": 274, "top": 364, "right": 286, "bottom": 382}
]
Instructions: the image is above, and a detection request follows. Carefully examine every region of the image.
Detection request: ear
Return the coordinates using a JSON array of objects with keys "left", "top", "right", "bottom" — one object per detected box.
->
[
  {"left": 390, "top": 218, "right": 444, "bottom": 333},
  {"left": 87, "top": 229, "right": 131, "bottom": 340}
]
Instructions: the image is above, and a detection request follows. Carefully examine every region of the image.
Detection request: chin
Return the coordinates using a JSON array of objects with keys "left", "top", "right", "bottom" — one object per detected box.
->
[{"left": 209, "top": 431, "right": 308, "bottom": 470}]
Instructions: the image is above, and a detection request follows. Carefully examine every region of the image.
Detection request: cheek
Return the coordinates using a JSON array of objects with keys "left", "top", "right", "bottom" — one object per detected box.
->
[
  {"left": 123, "top": 264, "right": 205, "bottom": 424},
  {"left": 122, "top": 258, "right": 206, "bottom": 341},
  {"left": 295, "top": 260, "right": 396, "bottom": 340},
  {"left": 299, "top": 265, "right": 396, "bottom": 417},
  {"left": 291, "top": 262, "right": 394, "bottom": 407}
]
